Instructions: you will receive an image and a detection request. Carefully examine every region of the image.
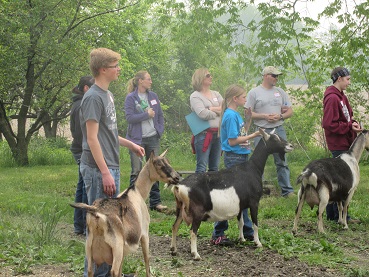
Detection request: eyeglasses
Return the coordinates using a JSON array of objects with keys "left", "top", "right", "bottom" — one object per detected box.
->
[
  {"left": 205, "top": 73, "right": 212, "bottom": 78},
  {"left": 270, "top": 74, "right": 279, "bottom": 78},
  {"left": 106, "top": 64, "right": 120, "bottom": 69}
]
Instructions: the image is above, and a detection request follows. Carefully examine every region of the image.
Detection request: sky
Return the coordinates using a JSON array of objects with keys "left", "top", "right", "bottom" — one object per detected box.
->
[{"left": 291, "top": 0, "right": 365, "bottom": 31}]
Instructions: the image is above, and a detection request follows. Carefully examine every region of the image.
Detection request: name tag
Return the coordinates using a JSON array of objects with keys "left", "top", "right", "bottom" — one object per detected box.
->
[
  {"left": 213, "top": 98, "right": 218, "bottom": 102},
  {"left": 274, "top": 92, "right": 280, "bottom": 97},
  {"left": 150, "top": 99, "right": 157, "bottom": 105}
]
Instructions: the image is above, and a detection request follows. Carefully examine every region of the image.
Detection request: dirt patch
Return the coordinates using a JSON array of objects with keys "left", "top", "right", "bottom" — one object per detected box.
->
[{"left": 0, "top": 234, "right": 342, "bottom": 277}]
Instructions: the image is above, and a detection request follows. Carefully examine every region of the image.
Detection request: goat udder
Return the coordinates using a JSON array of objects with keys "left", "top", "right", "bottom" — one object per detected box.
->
[{"left": 305, "top": 186, "right": 319, "bottom": 208}]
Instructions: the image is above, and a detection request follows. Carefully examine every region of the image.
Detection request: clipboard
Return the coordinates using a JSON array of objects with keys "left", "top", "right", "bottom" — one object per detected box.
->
[{"left": 185, "top": 111, "right": 210, "bottom": 136}]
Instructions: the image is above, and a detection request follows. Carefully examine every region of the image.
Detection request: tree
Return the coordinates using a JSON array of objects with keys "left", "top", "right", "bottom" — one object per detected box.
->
[{"left": 0, "top": 0, "right": 140, "bottom": 165}]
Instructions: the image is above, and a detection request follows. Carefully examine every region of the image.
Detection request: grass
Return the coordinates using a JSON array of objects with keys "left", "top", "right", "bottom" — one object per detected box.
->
[{"left": 1, "top": 147, "right": 369, "bottom": 276}]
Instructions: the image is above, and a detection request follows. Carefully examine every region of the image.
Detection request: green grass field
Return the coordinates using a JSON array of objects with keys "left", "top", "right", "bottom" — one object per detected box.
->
[{"left": 1, "top": 148, "right": 369, "bottom": 276}]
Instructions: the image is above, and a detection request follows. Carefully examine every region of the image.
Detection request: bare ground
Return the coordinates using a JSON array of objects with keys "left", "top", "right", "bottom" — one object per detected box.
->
[
  {"left": 0, "top": 232, "right": 343, "bottom": 277},
  {"left": 1, "top": 187, "right": 367, "bottom": 276}
]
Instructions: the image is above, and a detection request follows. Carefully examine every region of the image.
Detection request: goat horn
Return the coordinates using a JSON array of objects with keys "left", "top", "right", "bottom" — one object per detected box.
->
[
  {"left": 259, "top": 128, "right": 270, "bottom": 140},
  {"left": 159, "top": 149, "right": 168, "bottom": 157}
]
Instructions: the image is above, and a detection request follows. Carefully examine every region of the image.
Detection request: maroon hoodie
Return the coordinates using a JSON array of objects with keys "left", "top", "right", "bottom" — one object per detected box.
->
[{"left": 322, "top": 85, "right": 357, "bottom": 151}]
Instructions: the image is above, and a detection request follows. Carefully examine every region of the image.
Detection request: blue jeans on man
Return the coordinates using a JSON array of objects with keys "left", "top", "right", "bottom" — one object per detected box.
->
[
  {"left": 253, "top": 125, "right": 294, "bottom": 197},
  {"left": 80, "top": 163, "right": 120, "bottom": 277},
  {"left": 129, "top": 134, "right": 161, "bottom": 209},
  {"left": 194, "top": 131, "right": 221, "bottom": 173},
  {"left": 212, "top": 152, "right": 254, "bottom": 240},
  {"left": 74, "top": 160, "right": 87, "bottom": 235}
]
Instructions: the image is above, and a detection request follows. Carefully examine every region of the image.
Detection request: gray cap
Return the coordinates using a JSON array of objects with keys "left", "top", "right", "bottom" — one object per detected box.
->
[{"left": 262, "top": 66, "right": 282, "bottom": 75}]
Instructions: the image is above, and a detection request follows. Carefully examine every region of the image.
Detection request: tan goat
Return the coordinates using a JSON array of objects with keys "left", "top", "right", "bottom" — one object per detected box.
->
[{"left": 70, "top": 150, "right": 180, "bottom": 277}]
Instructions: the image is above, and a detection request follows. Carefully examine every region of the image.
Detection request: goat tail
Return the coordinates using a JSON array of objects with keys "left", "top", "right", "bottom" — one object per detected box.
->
[
  {"left": 296, "top": 169, "right": 318, "bottom": 189},
  {"left": 69, "top": 203, "right": 97, "bottom": 214}
]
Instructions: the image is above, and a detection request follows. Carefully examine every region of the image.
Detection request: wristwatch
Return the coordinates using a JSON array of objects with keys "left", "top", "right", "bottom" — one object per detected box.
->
[{"left": 280, "top": 114, "right": 284, "bottom": 121}]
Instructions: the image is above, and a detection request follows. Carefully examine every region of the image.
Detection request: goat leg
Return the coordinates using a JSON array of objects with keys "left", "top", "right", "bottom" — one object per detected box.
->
[
  {"left": 238, "top": 212, "right": 245, "bottom": 242},
  {"left": 170, "top": 209, "right": 183, "bottom": 256},
  {"left": 110, "top": 241, "right": 123, "bottom": 277},
  {"left": 317, "top": 187, "right": 329, "bottom": 233},
  {"left": 292, "top": 189, "right": 305, "bottom": 234},
  {"left": 249, "top": 207, "right": 262, "bottom": 247},
  {"left": 337, "top": 201, "right": 344, "bottom": 226},
  {"left": 190, "top": 222, "right": 201, "bottom": 260},
  {"left": 140, "top": 235, "right": 151, "bottom": 277}
]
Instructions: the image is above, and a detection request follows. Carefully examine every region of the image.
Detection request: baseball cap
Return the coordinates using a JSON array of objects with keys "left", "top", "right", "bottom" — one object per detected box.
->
[{"left": 262, "top": 66, "right": 282, "bottom": 76}]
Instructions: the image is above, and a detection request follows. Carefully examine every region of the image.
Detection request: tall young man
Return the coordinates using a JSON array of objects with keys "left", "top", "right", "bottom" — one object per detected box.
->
[{"left": 80, "top": 47, "right": 144, "bottom": 277}]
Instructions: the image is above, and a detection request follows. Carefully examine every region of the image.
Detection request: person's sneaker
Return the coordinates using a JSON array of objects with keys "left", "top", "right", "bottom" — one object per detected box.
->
[
  {"left": 284, "top": 192, "right": 296, "bottom": 198},
  {"left": 211, "top": 236, "right": 234, "bottom": 246},
  {"left": 151, "top": 204, "right": 168, "bottom": 212},
  {"left": 348, "top": 218, "right": 361, "bottom": 224}
]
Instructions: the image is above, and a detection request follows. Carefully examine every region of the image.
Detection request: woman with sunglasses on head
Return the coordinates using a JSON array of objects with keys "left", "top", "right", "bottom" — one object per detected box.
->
[{"left": 190, "top": 68, "right": 223, "bottom": 173}]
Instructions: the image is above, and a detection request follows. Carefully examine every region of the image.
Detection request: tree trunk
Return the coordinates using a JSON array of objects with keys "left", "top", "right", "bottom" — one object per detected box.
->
[{"left": 10, "top": 139, "right": 29, "bottom": 166}]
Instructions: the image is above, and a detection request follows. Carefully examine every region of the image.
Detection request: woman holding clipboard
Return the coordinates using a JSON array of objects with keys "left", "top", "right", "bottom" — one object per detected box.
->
[{"left": 189, "top": 68, "right": 223, "bottom": 173}]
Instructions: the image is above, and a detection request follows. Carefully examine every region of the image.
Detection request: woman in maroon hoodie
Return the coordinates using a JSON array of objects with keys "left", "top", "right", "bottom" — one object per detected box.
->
[{"left": 322, "top": 66, "right": 362, "bottom": 222}]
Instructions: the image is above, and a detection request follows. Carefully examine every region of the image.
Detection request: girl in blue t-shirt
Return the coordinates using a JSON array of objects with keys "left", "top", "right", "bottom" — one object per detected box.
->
[{"left": 211, "top": 84, "right": 260, "bottom": 246}]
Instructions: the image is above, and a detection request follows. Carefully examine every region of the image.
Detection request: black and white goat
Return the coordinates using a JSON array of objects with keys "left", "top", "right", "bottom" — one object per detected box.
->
[
  {"left": 293, "top": 130, "right": 369, "bottom": 234},
  {"left": 168, "top": 128, "right": 294, "bottom": 260}
]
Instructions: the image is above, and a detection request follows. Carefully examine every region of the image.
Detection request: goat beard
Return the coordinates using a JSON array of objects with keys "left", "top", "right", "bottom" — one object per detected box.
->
[{"left": 279, "top": 153, "right": 286, "bottom": 161}]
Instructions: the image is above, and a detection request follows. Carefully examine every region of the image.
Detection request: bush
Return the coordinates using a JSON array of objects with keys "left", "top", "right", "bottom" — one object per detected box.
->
[
  {"left": 0, "top": 141, "right": 17, "bottom": 167},
  {"left": 28, "top": 136, "right": 74, "bottom": 166}
]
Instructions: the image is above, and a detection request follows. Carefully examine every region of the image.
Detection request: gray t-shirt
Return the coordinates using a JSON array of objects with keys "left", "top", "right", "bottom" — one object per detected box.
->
[
  {"left": 245, "top": 85, "right": 291, "bottom": 128},
  {"left": 80, "top": 84, "right": 120, "bottom": 169},
  {"left": 138, "top": 92, "right": 157, "bottom": 138}
]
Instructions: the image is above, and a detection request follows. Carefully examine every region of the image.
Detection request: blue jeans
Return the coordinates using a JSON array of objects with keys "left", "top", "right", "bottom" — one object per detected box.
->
[
  {"left": 129, "top": 134, "right": 161, "bottom": 209},
  {"left": 326, "top": 150, "right": 351, "bottom": 221},
  {"left": 74, "top": 160, "right": 88, "bottom": 234},
  {"left": 212, "top": 152, "right": 254, "bottom": 239},
  {"left": 194, "top": 131, "right": 221, "bottom": 173},
  {"left": 80, "top": 163, "right": 120, "bottom": 277},
  {"left": 253, "top": 125, "right": 294, "bottom": 196}
]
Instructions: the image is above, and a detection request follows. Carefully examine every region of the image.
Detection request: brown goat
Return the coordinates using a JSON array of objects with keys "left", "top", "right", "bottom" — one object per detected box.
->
[{"left": 70, "top": 150, "right": 180, "bottom": 277}]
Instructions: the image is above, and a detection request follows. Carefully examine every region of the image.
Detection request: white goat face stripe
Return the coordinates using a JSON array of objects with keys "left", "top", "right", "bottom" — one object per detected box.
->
[{"left": 207, "top": 187, "right": 240, "bottom": 221}]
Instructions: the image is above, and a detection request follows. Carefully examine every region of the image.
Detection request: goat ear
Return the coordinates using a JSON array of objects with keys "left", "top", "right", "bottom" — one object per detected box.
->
[
  {"left": 159, "top": 149, "right": 168, "bottom": 157},
  {"left": 259, "top": 128, "right": 270, "bottom": 140},
  {"left": 149, "top": 150, "right": 155, "bottom": 161}
]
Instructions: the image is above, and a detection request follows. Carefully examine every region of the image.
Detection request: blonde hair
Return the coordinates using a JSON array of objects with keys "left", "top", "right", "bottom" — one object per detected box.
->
[
  {"left": 89, "top": 48, "right": 121, "bottom": 77},
  {"left": 191, "top": 68, "right": 208, "bottom": 91},
  {"left": 126, "top": 70, "right": 148, "bottom": 93},
  {"left": 219, "top": 84, "right": 246, "bottom": 133}
]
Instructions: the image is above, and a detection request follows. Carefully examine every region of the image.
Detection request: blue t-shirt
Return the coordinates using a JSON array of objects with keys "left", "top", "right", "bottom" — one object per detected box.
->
[{"left": 221, "top": 108, "right": 251, "bottom": 155}]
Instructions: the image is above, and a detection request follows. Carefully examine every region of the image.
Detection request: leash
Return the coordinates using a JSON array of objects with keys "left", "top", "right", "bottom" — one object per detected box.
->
[{"left": 284, "top": 121, "right": 311, "bottom": 161}]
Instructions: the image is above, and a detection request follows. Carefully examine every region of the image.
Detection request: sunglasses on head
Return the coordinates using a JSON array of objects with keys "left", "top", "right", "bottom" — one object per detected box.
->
[
  {"left": 270, "top": 74, "right": 279, "bottom": 78},
  {"left": 205, "top": 73, "right": 212, "bottom": 78}
]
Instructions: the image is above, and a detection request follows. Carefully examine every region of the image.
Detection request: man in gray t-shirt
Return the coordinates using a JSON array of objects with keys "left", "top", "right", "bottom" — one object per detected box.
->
[
  {"left": 79, "top": 48, "right": 144, "bottom": 277},
  {"left": 80, "top": 85, "right": 120, "bottom": 169},
  {"left": 245, "top": 66, "right": 295, "bottom": 197}
]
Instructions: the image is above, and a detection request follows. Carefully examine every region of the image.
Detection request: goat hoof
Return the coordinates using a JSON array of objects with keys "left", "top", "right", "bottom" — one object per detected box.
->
[{"left": 192, "top": 253, "right": 201, "bottom": 261}]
